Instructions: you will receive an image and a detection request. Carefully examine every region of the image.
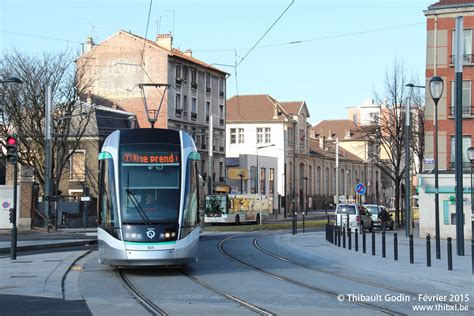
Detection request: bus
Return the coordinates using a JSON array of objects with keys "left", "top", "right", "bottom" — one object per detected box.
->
[
  {"left": 204, "top": 194, "right": 271, "bottom": 224},
  {"left": 97, "top": 128, "right": 201, "bottom": 266}
]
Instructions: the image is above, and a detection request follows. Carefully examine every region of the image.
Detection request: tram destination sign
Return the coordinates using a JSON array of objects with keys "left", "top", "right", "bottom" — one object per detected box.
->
[{"left": 122, "top": 152, "right": 180, "bottom": 164}]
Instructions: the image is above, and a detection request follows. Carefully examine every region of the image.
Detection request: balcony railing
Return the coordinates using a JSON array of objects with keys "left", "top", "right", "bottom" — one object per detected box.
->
[
  {"left": 206, "top": 87, "right": 211, "bottom": 93},
  {"left": 219, "top": 146, "right": 224, "bottom": 152},
  {"left": 191, "top": 112, "right": 197, "bottom": 120},
  {"left": 450, "top": 54, "right": 474, "bottom": 64},
  {"left": 448, "top": 162, "right": 471, "bottom": 170},
  {"left": 219, "top": 118, "right": 225, "bottom": 125},
  {"left": 206, "top": 115, "right": 209, "bottom": 122},
  {"left": 175, "top": 108, "right": 182, "bottom": 116},
  {"left": 448, "top": 106, "right": 474, "bottom": 116},
  {"left": 175, "top": 78, "right": 183, "bottom": 85},
  {"left": 219, "top": 91, "right": 225, "bottom": 97},
  {"left": 191, "top": 82, "right": 197, "bottom": 89}
]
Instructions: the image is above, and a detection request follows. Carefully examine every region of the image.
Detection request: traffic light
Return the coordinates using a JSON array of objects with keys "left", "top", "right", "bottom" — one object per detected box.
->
[
  {"left": 5, "top": 135, "right": 17, "bottom": 164},
  {"left": 8, "top": 208, "right": 14, "bottom": 224}
]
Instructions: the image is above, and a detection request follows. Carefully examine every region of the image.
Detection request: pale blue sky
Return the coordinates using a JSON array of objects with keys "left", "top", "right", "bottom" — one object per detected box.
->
[{"left": 1, "top": 0, "right": 433, "bottom": 124}]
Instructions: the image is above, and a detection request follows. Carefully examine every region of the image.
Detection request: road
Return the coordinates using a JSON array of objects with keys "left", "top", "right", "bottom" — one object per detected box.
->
[{"left": 1, "top": 229, "right": 472, "bottom": 315}]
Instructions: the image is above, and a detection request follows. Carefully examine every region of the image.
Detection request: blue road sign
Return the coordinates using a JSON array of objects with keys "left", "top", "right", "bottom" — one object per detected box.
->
[{"left": 355, "top": 183, "right": 366, "bottom": 195}]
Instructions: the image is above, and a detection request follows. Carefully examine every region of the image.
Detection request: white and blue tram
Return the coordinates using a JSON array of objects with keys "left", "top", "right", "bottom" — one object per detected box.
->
[{"left": 97, "top": 128, "right": 201, "bottom": 266}]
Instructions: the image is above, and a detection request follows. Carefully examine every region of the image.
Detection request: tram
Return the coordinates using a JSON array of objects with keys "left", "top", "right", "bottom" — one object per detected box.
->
[{"left": 97, "top": 128, "right": 201, "bottom": 266}]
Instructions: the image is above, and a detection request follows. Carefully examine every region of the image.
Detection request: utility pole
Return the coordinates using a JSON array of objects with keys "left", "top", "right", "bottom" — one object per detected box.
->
[
  {"left": 208, "top": 115, "right": 213, "bottom": 195},
  {"left": 454, "top": 16, "right": 465, "bottom": 255},
  {"left": 44, "top": 85, "right": 52, "bottom": 231},
  {"left": 336, "top": 138, "right": 339, "bottom": 204}
]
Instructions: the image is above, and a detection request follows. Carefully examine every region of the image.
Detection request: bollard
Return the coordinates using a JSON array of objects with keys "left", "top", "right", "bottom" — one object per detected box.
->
[
  {"left": 394, "top": 233, "right": 398, "bottom": 261},
  {"left": 426, "top": 234, "right": 431, "bottom": 267},
  {"left": 302, "top": 214, "right": 305, "bottom": 233},
  {"left": 362, "top": 231, "right": 366, "bottom": 253},
  {"left": 447, "top": 237, "right": 453, "bottom": 271},
  {"left": 327, "top": 215, "right": 330, "bottom": 224},
  {"left": 355, "top": 228, "right": 358, "bottom": 251},
  {"left": 338, "top": 226, "right": 341, "bottom": 247},
  {"left": 409, "top": 234, "right": 414, "bottom": 264},
  {"left": 346, "top": 214, "right": 349, "bottom": 231},
  {"left": 348, "top": 227, "right": 352, "bottom": 250},
  {"left": 334, "top": 225, "right": 337, "bottom": 245},
  {"left": 343, "top": 227, "right": 346, "bottom": 248},
  {"left": 382, "top": 231, "right": 386, "bottom": 258},
  {"left": 371, "top": 231, "right": 375, "bottom": 256}
]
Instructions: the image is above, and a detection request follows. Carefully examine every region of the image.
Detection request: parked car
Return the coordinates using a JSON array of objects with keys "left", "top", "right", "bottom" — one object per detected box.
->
[
  {"left": 364, "top": 204, "right": 394, "bottom": 230},
  {"left": 335, "top": 204, "right": 373, "bottom": 232}
]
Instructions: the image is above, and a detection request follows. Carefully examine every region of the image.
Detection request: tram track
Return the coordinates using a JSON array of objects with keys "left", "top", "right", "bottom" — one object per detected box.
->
[
  {"left": 118, "top": 268, "right": 168, "bottom": 316},
  {"left": 179, "top": 268, "right": 275, "bottom": 316},
  {"left": 218, "top": 234, "right": 405, "bottom": 316},
  {"left": 253, "top": 233, "right": 474, "bottom": 311}
]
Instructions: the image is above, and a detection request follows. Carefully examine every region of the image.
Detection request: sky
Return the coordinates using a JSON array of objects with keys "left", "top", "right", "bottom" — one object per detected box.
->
[{"left": 0, "top": 0, "right": 434, "bottom": 125}]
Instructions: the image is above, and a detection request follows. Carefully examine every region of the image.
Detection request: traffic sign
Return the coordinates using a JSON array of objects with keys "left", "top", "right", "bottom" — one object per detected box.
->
[{"left": 355, "top": 183, "right": 366, "bottom": 195}]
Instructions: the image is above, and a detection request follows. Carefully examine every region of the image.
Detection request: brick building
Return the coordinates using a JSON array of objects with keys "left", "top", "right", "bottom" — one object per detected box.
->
[
  {"left": 418, "top": 0, "right": 474, "bottom": 239},
  {"left": 77, "top": 31, "right": 228, "bottom": 183}
]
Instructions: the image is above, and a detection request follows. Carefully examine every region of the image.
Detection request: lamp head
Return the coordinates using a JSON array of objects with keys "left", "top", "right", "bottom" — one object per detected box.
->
[
  {"left": 467, "top": 146, "right": 474, "bottom": 162},
  {"left": 429, "top": 76, "right": 444, "bottom": 103}
]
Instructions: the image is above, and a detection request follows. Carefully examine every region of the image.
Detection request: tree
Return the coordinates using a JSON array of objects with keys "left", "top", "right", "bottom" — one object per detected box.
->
[
  {"left": 0, "top": 50, "right": 95, "bottom": 210},
  {"left": 360, "top": 61, "right": 420, "bottom": 227}
]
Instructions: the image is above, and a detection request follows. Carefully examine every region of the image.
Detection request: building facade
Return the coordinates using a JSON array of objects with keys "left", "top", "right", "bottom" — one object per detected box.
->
[
  {"left": 419, "top": 0, "right": 474, "bottom": 238},
  {"left": 77, "top": 31, "right": 228, "bottom": 185}
]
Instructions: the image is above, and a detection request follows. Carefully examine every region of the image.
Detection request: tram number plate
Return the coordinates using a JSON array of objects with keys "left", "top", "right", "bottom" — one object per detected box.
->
[{"left": 147, "top": 246, "right": 155, "bottom": 250}]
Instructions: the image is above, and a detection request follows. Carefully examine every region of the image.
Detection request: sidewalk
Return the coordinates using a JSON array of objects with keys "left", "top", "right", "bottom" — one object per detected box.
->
[
  {"left": 0, "top": 228, "right": 97, "bottom": 254},
  {"left": 327, "top": 227, "right": 472, "bottom": 274}
]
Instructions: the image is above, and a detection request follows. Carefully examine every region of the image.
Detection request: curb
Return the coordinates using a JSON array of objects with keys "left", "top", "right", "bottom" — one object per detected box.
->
[{"left": 0, "top": 239, "right": 98, "bottom": 254}]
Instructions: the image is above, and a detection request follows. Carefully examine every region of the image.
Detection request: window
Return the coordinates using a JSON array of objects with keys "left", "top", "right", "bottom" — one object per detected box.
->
[
  {"left": 450, "top": 135, "right": 472, "bottom": 168},
  {"left": 191, "top": 68, "right": 197, "bottom": 88},
  {"left": 288, "top": 127, "right": 294, "bottom": 144},
  {"left": 238, "top": 128, "right": 244, "bottom": 143},
  {"left": 182, "top": 158, "right": 199, "bottom": 237},
  {"left": 206, "top": 101, "right": 210, "bottom": 122},
  {"left": 191, "top": 97, "right": 197, "bottom": 119},
  {"left": 269, "top": 168, "right": 274, "bottom": 195},
  {"left": 265, "top": 127, "right": 271, "bottom": 143},
  {"left": 250, "top": 166, "right": 257, "bottom": 194},
  {"left": 183, "top": 66, "right": 188, "bottom": 81},
  {"left": 230, "top": 128, "right": 237, "bottom": 144},
  {"left": 98, "top": 158, "right": 118, "bottom": 233},
  {"left": 450, "top": 81, "right": 471, "bottom": 115},
  {"left": 70, "top": 150, "right": 86, "bottom": 181},
  {"left": 175, "top": 64, "right": 182, "bottom": 82},
  {"left": 257, "top": 128, "right": 263, "bottom": 144},
  {"left": 206, "top": 73, "right": 211, "bottom": 93},
  {"left": 175, "top": 93, "right": 182, "bottom": 110},
  {"left": 260, "top": 168, "right": 266, "bottom": 194},
  {"left": 219, "top": 105, "right": 224, "bottom": 125},
  {"left": 219, "top": 78, "right": 225, "bottom": 97},
  {"left": 451, "top": 29, "right": 472, "bottom": 63}
]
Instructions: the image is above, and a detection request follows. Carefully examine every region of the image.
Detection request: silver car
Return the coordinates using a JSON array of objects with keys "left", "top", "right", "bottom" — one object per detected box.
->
[
  {"left": 364, "top": 204, "right": 394, "bottom": 230},
  {"left": 335, "top": 204, "right": 373, "bottom": 232}
]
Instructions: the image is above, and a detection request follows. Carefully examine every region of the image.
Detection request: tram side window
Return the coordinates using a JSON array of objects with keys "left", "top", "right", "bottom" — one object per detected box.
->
[
  {"left": 99, "top": 159, "right": 118, "bottom": 231},
  {"left": 181, "top": 159, "right": 198, "bottom": 238}
]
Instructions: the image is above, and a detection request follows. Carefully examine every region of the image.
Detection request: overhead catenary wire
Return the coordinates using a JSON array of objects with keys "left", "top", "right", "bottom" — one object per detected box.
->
[{"left": 236, "top": 0, "right": 294, "bottom": 67}]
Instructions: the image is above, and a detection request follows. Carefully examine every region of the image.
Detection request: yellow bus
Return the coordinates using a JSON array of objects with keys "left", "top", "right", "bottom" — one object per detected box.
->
[{"left": 204, "top": 194, "right": 271, "bottom": 224}]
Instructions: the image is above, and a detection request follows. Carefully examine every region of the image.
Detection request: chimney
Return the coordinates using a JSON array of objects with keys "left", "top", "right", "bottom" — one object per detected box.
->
[
  {"left": 156, "top": 32, "right": 173, "bottom": 50},
  {"left": 319, "top": 136, "right": 325, "bottom": 149},
  {"left": 328, "top": 129, "right": 333, "bottom": 140},
  {"left": 184, "top": 49, "right": 192, "bottom": 57},
  {"left": 344, "top": 127, "right": 351, "bottom": 139}
]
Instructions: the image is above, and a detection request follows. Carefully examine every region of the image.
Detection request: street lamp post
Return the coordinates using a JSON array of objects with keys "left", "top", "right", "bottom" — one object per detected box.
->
[
  {"left": 405, "top": 83, "right": 425, "bottom": 237},
  {"left": 303, "top": 177, "right": 308, "bottom": 215},
  {"left": 429, "top": 76, "right": 444, "bottom": 260},
  {"left": 0, "top": 77, "right": 24, "bottom": 260},
  {"left": 467, "top": 147, "right": 474, "bottom": 270}
]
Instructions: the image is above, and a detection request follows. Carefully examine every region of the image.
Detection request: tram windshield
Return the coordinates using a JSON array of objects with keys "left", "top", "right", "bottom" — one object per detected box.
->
[{"left": 120, "top": 144, "right": 181, "bottom": 223}]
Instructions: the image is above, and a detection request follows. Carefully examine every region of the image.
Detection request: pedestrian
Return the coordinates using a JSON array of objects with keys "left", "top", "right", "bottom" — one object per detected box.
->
[{"left": 378, "top": 206, "right": 389, "bottom": 231}]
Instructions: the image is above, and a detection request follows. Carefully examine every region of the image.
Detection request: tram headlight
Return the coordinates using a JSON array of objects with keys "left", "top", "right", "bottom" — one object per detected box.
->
[
  {"left": 165, "top": 232, "right": 171, "bottom": 239},
  {"left": 171, "top": 232, "right": 176, "bottom": 238}
]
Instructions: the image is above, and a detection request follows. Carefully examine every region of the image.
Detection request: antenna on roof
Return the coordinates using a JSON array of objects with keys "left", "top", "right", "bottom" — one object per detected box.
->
[{"left": 137, "top": 83, "right": 170, "bottom": 128}]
